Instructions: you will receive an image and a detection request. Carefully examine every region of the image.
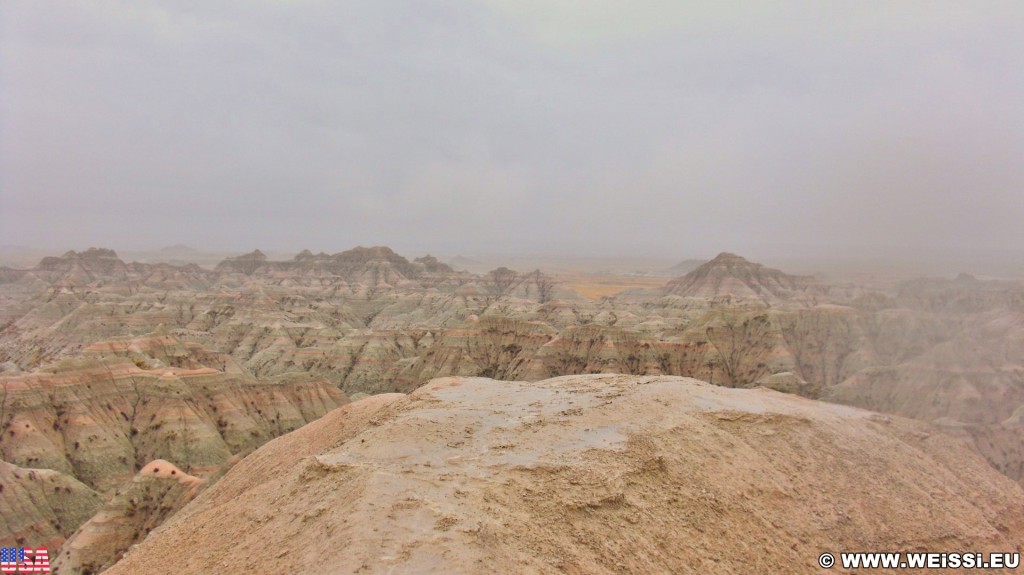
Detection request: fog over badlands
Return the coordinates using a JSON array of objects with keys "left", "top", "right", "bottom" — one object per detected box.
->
[{"left": 2, "top": 2, "right": 1024, "bottom": 574}]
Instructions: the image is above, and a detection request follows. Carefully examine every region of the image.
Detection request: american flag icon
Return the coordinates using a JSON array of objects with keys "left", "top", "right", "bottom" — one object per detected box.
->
[{"left": 0, "top": 547, "right": 49, "bottom": 574}]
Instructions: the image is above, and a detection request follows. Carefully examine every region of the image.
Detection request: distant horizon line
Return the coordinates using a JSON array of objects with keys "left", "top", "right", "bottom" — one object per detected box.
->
[{"left": 1, "top": 243, "right": 1022, "bottom": 280}]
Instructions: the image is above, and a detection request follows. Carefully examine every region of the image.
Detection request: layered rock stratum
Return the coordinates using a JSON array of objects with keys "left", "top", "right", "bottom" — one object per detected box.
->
[
  {"left": 0, "top": 460, "right": 101, "bottom": 551},
  {"left": 105, "top": 375, "right": 1024, "bottom": 575},
  {"left": 54, "top": 460, "right": 204, "bottom": 575}
]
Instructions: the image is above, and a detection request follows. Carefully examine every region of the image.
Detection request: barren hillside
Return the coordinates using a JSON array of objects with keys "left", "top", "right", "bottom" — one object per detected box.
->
[{"left": 103, "top": 375, "right": 1024, "bottom": 575}]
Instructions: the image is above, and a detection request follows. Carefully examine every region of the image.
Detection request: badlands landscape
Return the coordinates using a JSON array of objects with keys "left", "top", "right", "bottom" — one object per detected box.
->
[
  {"left": 0, "top": 246, "right": 1021, "bottom": 573},
  {"left": 6, "top": 1, "right": 1024, "bottom": 572}
]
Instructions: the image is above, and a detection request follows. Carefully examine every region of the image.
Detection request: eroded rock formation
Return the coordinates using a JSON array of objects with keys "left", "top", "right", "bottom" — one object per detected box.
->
[{"left": 105, "top": 375, "right": 1024, "bottom": 575}]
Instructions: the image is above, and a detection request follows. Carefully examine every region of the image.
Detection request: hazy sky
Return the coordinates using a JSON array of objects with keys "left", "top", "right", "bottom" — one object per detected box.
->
[{"left": 2, "top": 1, "right": 1023, "bottom": 260}]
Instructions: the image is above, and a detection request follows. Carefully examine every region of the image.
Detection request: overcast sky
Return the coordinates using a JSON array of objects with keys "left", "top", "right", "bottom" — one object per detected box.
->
[{"left": 2, "top": 1, "right": 1023, "bottom": 261}]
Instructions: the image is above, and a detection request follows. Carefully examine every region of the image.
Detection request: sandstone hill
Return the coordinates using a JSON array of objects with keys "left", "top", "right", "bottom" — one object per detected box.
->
[
  {"left": 0, "top": 332, "right": 348, "bottom": 564},
  {"left": 0, "top": 335, "right": 347, "bottom": 492},
  {"left": 36, "top": 249, "right": 130, "bottom": 283},
  {"left": 662, "top": 252, "right": 827, "bottom": 303},
  {"left": 214, "top": 246, "right": 465, "bottom": 288},
  {"left": 106, "top": 375, "right": 1024, "bottom": 575},
  {"left": 0, "top": 460, "right": 101, "bottom": 551},
  {"left": 54, "top": 460, "right": 204, "bottom": 575},
  {"left": 2, "top": 248, "right": 211, "bottom": 290}
]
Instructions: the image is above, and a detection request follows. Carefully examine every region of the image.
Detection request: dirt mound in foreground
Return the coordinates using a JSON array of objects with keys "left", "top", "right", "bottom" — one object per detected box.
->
[{"left": 107, "top": 375, "right": 1023, "bottom": 575}]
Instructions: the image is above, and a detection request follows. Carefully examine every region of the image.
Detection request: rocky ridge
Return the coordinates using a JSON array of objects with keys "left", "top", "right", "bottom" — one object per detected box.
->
[{"left": 105, "top": 375, "right": 1024, "bottom": 575}]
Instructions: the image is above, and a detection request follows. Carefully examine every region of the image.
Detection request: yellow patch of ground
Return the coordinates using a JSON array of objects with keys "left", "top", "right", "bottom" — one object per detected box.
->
[{"left": 557, "top": 273, "right": 668, "bottom": 299}]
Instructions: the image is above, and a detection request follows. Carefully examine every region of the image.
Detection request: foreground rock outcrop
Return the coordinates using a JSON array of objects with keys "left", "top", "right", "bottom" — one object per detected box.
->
[{"left": 107, "top": 375, "right": 1024, "bottom": 575}]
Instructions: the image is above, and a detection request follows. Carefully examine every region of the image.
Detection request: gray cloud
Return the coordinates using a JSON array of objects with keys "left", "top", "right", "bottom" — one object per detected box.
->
[{"left": 2, "top": 1, "right": 1023, "bottom": 262}]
